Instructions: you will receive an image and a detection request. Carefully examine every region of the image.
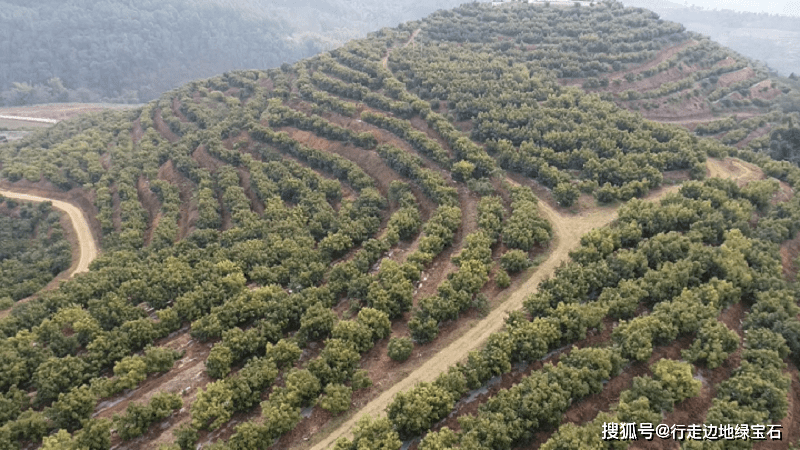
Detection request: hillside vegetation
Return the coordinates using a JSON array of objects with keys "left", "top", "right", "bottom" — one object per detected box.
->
[
  {"left": 0, "top": 2, "right": 799, "bottom": 449},
  {"left": 0, "top": 199, "right": 71, "bottom": 303}
]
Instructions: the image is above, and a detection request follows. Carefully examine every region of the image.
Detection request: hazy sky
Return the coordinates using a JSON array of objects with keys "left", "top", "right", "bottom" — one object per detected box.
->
[{"left": 679, "top": 0, "right": 800, "bottom": 16}]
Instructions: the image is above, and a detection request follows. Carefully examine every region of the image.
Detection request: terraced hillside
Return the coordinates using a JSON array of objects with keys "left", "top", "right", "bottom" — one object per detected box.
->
[{"left": 0, "top": 2, "right": 800, "bottom": 450}]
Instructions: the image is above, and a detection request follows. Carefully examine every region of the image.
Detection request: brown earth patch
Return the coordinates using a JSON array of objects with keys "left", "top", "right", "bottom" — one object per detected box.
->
[
  {"left": 192, "top": 144, "right": 226, "bottom": 173},
  {"left": 157, "top": 160, "right": 197, "bottom": 240},
  {"left": 780, "top": 231, "right": 800, "bottom": 283},
  {"left": 137, "top": 176, "right": 163, "bottom": 247},
  {"left": 412, "top": 185, "right": 478, "bottom": 305},
  {"left": 236, "top": 166, "right": 264, "bottom": 215},
  {"left": 258, "top": 77, "right": 274, "bottom": 91},
  {"left": 277, "top": 127, "right": 398, "bottom": 198},
  {"left": 738, "top": 123, "right": 773, "bottom": 148},
  {"left": 715, "top": 57, "right": 737, "bottom": 68},
  {"left": 749, "top": 80, "right": 783, "bottom": 101},
  {"left": 171, "top": 97, "right": 190, "bottom": 124},
  {"left": 706, "top": 157, "right": 765, "bottom": 186},
  {"left": 132, "top": 118, "right": 144, "bottom": 145},
  {"left": 153, "top": 108, "right": 179, "bottom": 143},
  {"left": 717, "top": 67, "right": 756, "bottom": 88}
]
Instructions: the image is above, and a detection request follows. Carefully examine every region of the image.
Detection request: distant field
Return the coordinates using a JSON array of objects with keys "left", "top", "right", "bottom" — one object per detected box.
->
[
  {"left": 0, "top": 103, "right": 141, "bottom": 140},
  {"left": 0, "top": 103, "right": 141, "bottom": 124}
]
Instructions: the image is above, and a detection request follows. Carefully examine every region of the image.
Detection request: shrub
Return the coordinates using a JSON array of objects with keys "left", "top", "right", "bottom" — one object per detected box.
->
[
  {"left": 496, "top": 269, "right": 511, "bottom": 288},
  {"left": 388, "top": 336, "right": 414, "bottom": 362},
  {"left": 500, "top": 249, "right": 531, "bottom": 274},
  {"left": 319, "top": 384, "right": 352, "bottom": 415}
]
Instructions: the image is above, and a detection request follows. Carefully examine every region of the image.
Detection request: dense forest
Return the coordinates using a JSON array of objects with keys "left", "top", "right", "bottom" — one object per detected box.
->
[
  {"left": 0, "top": 0, "right": 322, "bottom": 105},
  {"left": 0, "top": 199, "right": 71, "bottom": 304},
  {"left": 0, "top": 1, "right": 799, "bottom": 449}
]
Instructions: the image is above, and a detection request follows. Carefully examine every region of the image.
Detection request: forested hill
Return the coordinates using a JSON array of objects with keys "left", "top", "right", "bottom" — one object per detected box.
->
[
  {"left": 0, "top": 0, "right": 467, "bottom": 106},
  {"left": 0, "top": 0, "right": 322, "bottom": 105},
  {"left": 2, "top": 2, "right": 800, "bottom": 449}
]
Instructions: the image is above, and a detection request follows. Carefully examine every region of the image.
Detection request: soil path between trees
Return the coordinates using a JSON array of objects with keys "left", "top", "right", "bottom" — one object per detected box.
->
[
  {"left": 304, "top": 158, "right": 750, "bottom": 450},
  {"left": 0, "top": 189, "right": 98, "bottom": 276},
  {"left": 382, "top": 28, "right": 420, "bottom": 69}
]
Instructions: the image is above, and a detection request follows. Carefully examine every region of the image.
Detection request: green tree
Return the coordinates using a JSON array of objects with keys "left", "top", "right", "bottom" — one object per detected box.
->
[
  {"left": 553, "top": 182, "right": 580, "bottom": 207},
  {"left": 386, "top": 382, "right": 454, "bottom": 439},
  {"left": 191, "top": 380, "right": 233, "bottom": 430},
  {"left": 388, "top": 336, "right": 414, "bottom": 362},
  {"left": 331, "top": 320, "right": 374, "bottom": 353},
  {"left": 47, "top": 385, "right": 97, "bottom": 432},
  {"left": 652, "top": 359, "right": 701, "bottom": 403},
  {"left": 319, "top": 384, "right": 352, "bottom": 415},
  {"left": 284, "top": 369, "right": 321, "bottom": 407},
  {"left": 265, "top": 339, "right": 302, "bottom": 368},
  {"left": 682, "top": 319, "right": 740, "bottom": 369},
  {"left": 357, "top": 307, "right": 392, "bottom": 341},
  {"left": 206, "top": 345, "right": 234, "bottom": 379},
  {"left": 299, "top": 302, "right": 337, "bottom": 342},
  {"left": 495, "top": 269, "right": 511, "bottom": 288},
  {"left": 500, "top": 249, "right": 531, "bottom": 274},
  {"left": 73, "top": 418, "right": 112, "bottom": 450},
  {"left": 332, "top": 416, "right": 401, "bottom": 450},
  {"left": 34, "top": 356, "right": 90, "bottom": 406}
]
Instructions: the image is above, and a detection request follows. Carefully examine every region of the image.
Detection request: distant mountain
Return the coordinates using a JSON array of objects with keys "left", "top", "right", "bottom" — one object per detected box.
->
[
  {"left": 189, "top": 0, "right": 467, "bottom": 47},
  {"left": 0, "top": 0, "right": 464, "bottom": 106}
]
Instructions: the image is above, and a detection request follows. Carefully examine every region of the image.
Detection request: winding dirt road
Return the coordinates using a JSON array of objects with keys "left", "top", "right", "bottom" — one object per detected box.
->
[
  {"left": 304, "top": 158, "right": 753, "bottom": 450},
  {"left": 0, "top": 190, "right": 97, "bottom": 276}
]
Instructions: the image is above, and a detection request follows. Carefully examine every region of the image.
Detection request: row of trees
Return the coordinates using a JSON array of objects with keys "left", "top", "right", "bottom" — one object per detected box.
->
[
  {"left": 340, "top": 167, "right": 800, "bottom": 444},
  {"left": 541, "top": 359, "right": 701, "bottom": 449},
  {"left": 266, "top": 100, "right": 377, "bottom": 149},
  {"left": 361, "top": 111, "right": 451, "bottom": 166}
]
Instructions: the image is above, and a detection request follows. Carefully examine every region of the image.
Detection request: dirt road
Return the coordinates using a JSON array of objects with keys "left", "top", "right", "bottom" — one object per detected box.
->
[
  {"left": 0, "top": 190, "right": 98, "bottom": 276},
  {"left": 304, "top": 159, "right": 751, "bottom": 450},
  {"left": 382, "top": 28, "right": 420, "bottom": 69}
]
